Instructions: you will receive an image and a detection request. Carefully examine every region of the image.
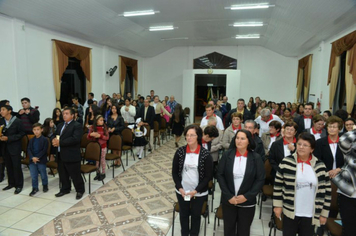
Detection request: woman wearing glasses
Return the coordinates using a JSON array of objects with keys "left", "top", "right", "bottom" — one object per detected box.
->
[
  {"left": 273, "top": 132, "right": 331, "bottom": 236},
  {"left": 172, "top": 124, "right": 213, "bottom": 236}
]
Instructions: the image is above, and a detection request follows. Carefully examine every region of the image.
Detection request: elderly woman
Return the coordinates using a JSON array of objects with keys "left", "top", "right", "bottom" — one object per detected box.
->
[
  {"left": 217, "top": 129, "right": 265, "bottom": 236},
  {"left": 273, "top": 132, "right": 331, "bottom": 236},
  {"left": 172, "top": 124, "right": 213, "bottom": 236},
  {"left": 254, "top": 108, "right": 284, "bottom": 137},
  {"left": 222, "top": 112, "right": 244, "bottom": 149},
  {"left": 261, "top": 120, "right": 282, "bottom": 156},
  {"left": 304, "top": 114, "right": 326, "bottom": 141}
]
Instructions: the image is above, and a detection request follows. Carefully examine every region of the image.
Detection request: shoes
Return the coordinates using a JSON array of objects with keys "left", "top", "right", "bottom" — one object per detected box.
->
[
  {"left": 139, "top": 156, "right": 142, "bottom": 159},
  {"left": 2, "top": 185, "right": 14, "bottom": 191},
  {"left": 94, "top": 173, "right": 100, "bottom": 180},
  {"left": 136, "top": 154, "right": 139, "bottom": 157},
  {"left": 98, "top": 174, "right": 106, "bottom": 181},
  {"left": 14, "top": 187, "right": 22, "bottom": 194},
  {"left": 43, "top": 185, "right": 49, "bottom": 192},
  {"left": 29, "top": 188, "right": 39, "bottom": 196},
  {"left": 55, "top": 192, "right": 69, "bottom": 197},
  {"left": 175, "top": 142, "right": 178, "bottom": 148},
  {"left": 148, "top": 149, "right": 152, "bottom": 152},
  {"left": 76, "top": 192, "right": 84, "bottom": 200}
]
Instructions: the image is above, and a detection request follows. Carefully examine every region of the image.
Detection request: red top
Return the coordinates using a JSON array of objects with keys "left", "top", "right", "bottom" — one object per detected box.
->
[
  {"left": 328, "top": 136, "right": 339, "bottom": 144},
  {"left": 283, "top": 137, "right": 296, "bottom": 145},
  {"left": 232, "top": 124, "right": 242, "bottom": 130},
  {"left": 186, "top": 144, "right": 201, "bottom": 154},
  {"left": 297, "top": 154, "right": 312, "bottom": 172},
  {"left": 87, "top": 126, "right": 109, "bottom": 148},
  {"left": 312, "top": 127, "right": 321, "bottom": 134},
  {"left": 235, "top": 150, "right": 248, "bottom": 157}
]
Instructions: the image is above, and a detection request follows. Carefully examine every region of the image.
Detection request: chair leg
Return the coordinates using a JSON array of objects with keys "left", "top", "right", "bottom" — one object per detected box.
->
[
  {"left": 120, "top": 157, "right": 126, "bottom": 172},
  {"left": 204, "top": 215, "right": 207, "bottom": 236},
  {"left": 112, "top": 161, "right": 115, "bottom": 178},
  {"left": 259, "top": 195, "right": 263, "bottom": 219},
  {"left": 50, "top": 168, "right": 55, "bottom": 177},
  {"left": 172, "top": 209, "right": 175, "bottom": 236},
  {"left": 88, "top": 173, "right": 91, "bottom": 194},
  {"left": 131, "top": 149, "right": 135, "bottom": 161},
  {"left": 82, "top": 174, "right": 87, "bottom": 182},
  {"left": 213, "top": 215, "right": 217, "bottom": 236},
  {"left": 126, "top": 151, "right": 128, "bottom": 166}
]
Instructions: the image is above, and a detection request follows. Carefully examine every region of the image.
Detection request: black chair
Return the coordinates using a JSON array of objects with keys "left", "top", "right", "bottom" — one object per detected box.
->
[{"left": 105, "top": 135, "right": 125, "bottom": 178}]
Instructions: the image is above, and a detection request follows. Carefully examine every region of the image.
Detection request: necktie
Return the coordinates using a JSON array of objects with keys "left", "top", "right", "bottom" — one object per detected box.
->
[{"left": 60, "top": 122, "right": 68, "bottom": 135}]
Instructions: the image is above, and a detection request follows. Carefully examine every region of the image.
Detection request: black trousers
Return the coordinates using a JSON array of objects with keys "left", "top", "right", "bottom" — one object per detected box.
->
[
  {"left": 222, "top": 203, "right": 255, "bottom": 236},
  {"left": 282, "top": 214, "right": 314, "bottom": 236},
  {"left": 176, "top": 192, "right": 207, "bottom": 236},
  {"left": 339, "top": 194, "right": 356, "bottom": 236},
  {"left": 57, "top": 153, "right": 85, "bottom": 193},
  {"left": 4, "top": 151, "right": 23, "bottom": 188}
]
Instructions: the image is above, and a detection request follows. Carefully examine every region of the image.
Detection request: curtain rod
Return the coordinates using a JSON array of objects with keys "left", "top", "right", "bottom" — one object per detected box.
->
[{"left": 52, "top": 39, "right": 92, "bottom": 49}]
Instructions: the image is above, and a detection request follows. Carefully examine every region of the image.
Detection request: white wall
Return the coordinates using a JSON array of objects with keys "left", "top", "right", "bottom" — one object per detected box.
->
[
  {"left": 0, "top": 15, "right": 143, "bottom": 122},
  {"left": 143, "top": 46, "right": 298, "bottom": 106},
  {"left": 299, "top": 24, "right": 356, "bottom": 112}
]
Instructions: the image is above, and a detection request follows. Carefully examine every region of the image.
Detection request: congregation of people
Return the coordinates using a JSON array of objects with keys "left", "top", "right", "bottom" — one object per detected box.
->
[{"left": 1, "top": 92, "right": 356, "bottom": 236}]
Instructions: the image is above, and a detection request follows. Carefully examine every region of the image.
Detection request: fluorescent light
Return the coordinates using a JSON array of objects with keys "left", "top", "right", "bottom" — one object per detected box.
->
[
  {"left": 225, "top": 3, "right": 274, "bottom": 10},
  {"left": 161, "top": 37, "right": 188, "bottom": 41},
  {"left": 119, "top": 10, "right": 159, "bottom": 17},
  {"left": 235, "top": 34, "right": 260, "bottom": 39},
  {"left": 230, "top": 22, "right": 264, "bottom": 27},
  {"left": 149, "top": 26, "right": 175, "bottom": 31}
]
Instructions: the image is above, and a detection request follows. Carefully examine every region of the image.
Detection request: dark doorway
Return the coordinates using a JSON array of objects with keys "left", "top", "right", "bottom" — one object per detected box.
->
[
  {"left": 332, "top": 51, "right": 347, "bottom": 113},
  {"left": 194, "top": 74, "right": 226, "bottom": 123},
  {"left": 124, "top": 66, "right": 134, "bottom": 98},
  {"left": 60, "top": 57, "right": 86, "bottom": 107}
]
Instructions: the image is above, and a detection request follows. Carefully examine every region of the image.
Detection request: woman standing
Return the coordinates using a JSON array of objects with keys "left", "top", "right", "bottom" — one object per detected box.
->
[
  {"left": 161, "top": 100, "right": 171, "bottom": 123},
  {"left": 273, "top": 132, "right": 331, "bottom": 236},
  {"left": 171, "top": 104, "right": 185, "bottom": 148},
  {"left": 107, "top": 104, "right": 125, "bottom": 167},
  {"left": 52, "top": 108, "right": 63, "bottom": 126},
  {"left": 172, "top": 124, "right": 213, "bottom": 236},
  {"left": 217, "top": 129, "right": 265, "bottom": 236}
]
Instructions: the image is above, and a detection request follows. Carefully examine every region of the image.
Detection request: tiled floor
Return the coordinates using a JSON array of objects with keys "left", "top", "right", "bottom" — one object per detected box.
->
[{"left": 0, "top": 137, "right": 281, "bottom": 236}]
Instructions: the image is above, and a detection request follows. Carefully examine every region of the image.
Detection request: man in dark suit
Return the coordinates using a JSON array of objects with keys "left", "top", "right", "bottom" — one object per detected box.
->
[
  {"left": 222, "top": 96, "right": 231, "bottom": 113},
  {"left": 138, "top": 99, "right": 155, "bottom": 151},
  {"left": 225, "top": 98, "right": 252, "bottom": 128},
  {"left": 250, "top": 96, "right": 260, "bottom": 116},
  {"left": 52, "top": 107, "right": 85, "bottom": 200},
  {"left": 0, "top": 105, "right": 25, "bottom": 194},
  {"left": 242, "top": 120, "right": 265, "bottom": 161},
  {"left": 294, "top": 102, "right": 313, "bottom": 135}
]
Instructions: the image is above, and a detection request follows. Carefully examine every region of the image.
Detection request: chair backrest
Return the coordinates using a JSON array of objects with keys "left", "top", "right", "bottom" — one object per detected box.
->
[
  {"left": 46, "top": 137, "right": 51, "bottom": 156},
  {"left": 264, "top": 159, "right": 273, "bottom": 184},
  {"left": 153, "top": 121, "right": 159, "bottom": 133},
  {"left": 160, "top": 117, "right": 167, "bottom": 130},
  {"left": 108, "top": 134, "right": 122, "bottom": 151},
  {"left": 84, "top": 142, "right": 101, "bottom": 162},
  {"left": 80, "top": 133, "right": 91, "bottom": 148},
  {"left": 144, "top": 125, "right": 150, "bottom": 137},
  {"left": 122, "top": 128, "right": 133, "bottom": 145},
  {"left": 21, "top": 135, "right": 29, "bottom": 153},
  {"left": 184, "top": 107, "right": 190, "bottom": 116}
]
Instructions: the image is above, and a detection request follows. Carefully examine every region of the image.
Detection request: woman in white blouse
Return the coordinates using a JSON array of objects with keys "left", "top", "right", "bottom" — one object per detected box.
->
[
  {"left": 120, "top": 98, "right": 136, "bottom": 124},
  {"left": 217, "top": 129, "right": 265, "bottom": 236}
]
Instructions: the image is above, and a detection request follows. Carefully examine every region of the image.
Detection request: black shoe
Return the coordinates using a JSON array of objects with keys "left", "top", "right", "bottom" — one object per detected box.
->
[
  {"left": 2, "top": 185, "right": 14, "bottom": 191},
  {"left": 114, "top": 163, "right": 121, "bottom": 168},
  {"left": 14, "top": 187, "right": 22, "bottom": 194},
  {"left": 43, "top": 185, "right": 49, "bottom": 192},
  {"left": 55, "top": 192, "right": 69, "bottom": 197},
  {"left": 137, "top": 154, "right": 139, "bottom": 157},
  {"left": 29, "top": 188, "right": 39, "bottom": 196},
  {"left": 148, "top": 149, "right": 152, "bottom": 152},
  {"left": 76, "top": 192, "right": 84, "bottom": 200},
  {"left": 98, "top": 174, "right": 106, "bottom": 181},
  {"left": 94, "top": 173, "right": 100, "bottom": 180}
]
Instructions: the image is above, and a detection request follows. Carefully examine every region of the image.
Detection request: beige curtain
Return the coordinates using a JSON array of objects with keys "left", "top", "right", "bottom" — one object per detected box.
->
[
  {"left": 345, "top": 49, "right": 356, "bottom": 114},
  {"left": 52, "top": 42, "right": 61, "bottom": 108},
  {"left": 119, "top": 56, "right": 138, "bottom": 96},
  {"left": 296, "top": 68, "right": 303, "bottom": 102},
  {"left": 328, "top": 56, "right": 341, "bottom": 110},
  {"left": 86, "top": 51, "right": 92, "bottom": 94},
  {"left": 303, "top": 56, "right": 312, "bottom": 102}
]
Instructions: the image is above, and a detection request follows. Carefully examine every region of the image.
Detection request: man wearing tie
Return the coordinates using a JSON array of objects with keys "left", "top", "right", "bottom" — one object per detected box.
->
[
  {"left": 294, "top": 102, "right": 313, "bottom": 136},
  {"left": 52, "top": 107, "right": 85, "bottom": 200},
  {"left": 138, "top": 99, "right": 155, "bottom": 151}
]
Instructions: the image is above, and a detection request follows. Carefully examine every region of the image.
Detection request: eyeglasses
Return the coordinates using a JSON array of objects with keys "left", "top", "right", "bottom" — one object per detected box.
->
[
  {"left": 285, "top": 128, "right": 295, "bottom": 132},
  {"left": 297, "top": 143, "right": 311, "bottom": 148},
  {"left": 328, "top": 125, "right": 339, "bottom": 129},
  {"left": 186, "top": 134, "right": 197, "bottom": 138}
]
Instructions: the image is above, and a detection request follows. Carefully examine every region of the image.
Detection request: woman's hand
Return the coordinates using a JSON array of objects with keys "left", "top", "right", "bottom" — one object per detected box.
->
[
  {"left": 288, "top": 143, "right": 295, "bottom": 152},
  {"left": 319, "top": 216, "right": 327, "bottom": 225},
  {"left": 187, "top": 190, "right": 197, "bottom": 197},
  {"left": 179, "top": 188, "right": 186, "bottom": 198},
  {"left": 273, "top": 207, "right": 283, "bottom": 219},
  {"left": 235, "top": 195, "right": 247, "bottom": 204},
  {"left": 329, "top": 168, "right": 340, "bottom": 178},
  {"left": 228, "top": 197, "right": 237, "bottom": 205}
]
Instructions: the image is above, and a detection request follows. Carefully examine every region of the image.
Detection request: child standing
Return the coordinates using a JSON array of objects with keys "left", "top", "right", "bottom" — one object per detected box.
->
[
  {"left": 28, "top": 123, "right": 49, "bottom": 196},
  {"left": 128, "top": 118, "right": 148, "bottom": 159},
  {"left": 87, "top": 115, "right": 109, "bottom": 181}
]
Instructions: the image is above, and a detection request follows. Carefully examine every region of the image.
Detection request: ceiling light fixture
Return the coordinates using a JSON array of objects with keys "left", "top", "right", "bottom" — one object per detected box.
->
[
  {"left": 225, "top": 3, "right": 274, "bottom": 10},
  {"left": 149, "top": 26, "right": 176, "bottom": 31},
  {"left": 119, "top": 10, "right": 159, "bottom": 17},
  {"left": 230, "top": 22, "right": 264, "bottom": 27},
  {"left": 235, "top": 34, "right": 260, "bottom": 39},
  {"left": 161, "top": 37, "right": 188, "bottom": 41}
]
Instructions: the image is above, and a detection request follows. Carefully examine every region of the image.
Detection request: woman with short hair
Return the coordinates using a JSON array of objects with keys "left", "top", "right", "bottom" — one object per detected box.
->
[
  {"left": 273, "top": 132, "right": 331, "bottom": 236},
  {"left": 222, "top": 112, "right": 244, "bottom": 149}
]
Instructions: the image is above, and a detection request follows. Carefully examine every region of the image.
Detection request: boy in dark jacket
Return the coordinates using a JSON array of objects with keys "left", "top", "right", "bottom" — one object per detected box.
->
[{"left": 28, "top": 123, "right": 49, "bottom": 196}]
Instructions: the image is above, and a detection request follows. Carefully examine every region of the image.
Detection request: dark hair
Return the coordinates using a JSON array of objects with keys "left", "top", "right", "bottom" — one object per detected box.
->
[
  {"left": 89, "top": 92, "right": 94, "bottom": 97},
  {"left": 184, "top": 124, "right": 203, "bottom": 145},
  {"left": 88, "top": 99, "right": 94, "bottom": 105},
  {"left": 174, "top": 103, "right": 183, "bottom": 123},
  {"left": 237, "top": 98, "right": 245, "bottom": 104},
  {"left": 297, "top": 104, "right": 304, "bottom": 114},
  {"left": 32, "top": 122, "right": 42, "bottom": 129},
  {"left": 92, "top": 115, "right": 108, "bottom": 134},
  {"left": 326, "top": 116, "right": 344, "bottom": 130},
  {"left": 297, "top": 132, "right": 316, "bottom": 149},
  {"left": 284, "top": 108, "right": 291, "bottom": 113},
  {"left": 244, "top": 120, "right": 258, "bottom": 129},
  {"left": 334, "top": 109, "right": 348, "bottom": 121},
  {"left": 21, "top": 97, "right": 30, "bottom": 103},
  {"left": 323, "top": 110, "right": 332, "bottom": 117},
  {"left": 269, "top": 120, "right": 282, "bottom": 132},
  {"left": 203, "top": 125, "right": 219, "bottom": 138},
  {"left": 125, "top": 98, "right": 131, "bottom": 103},
  {"left": 231, "top": 129, "right": 256, "bottom": 151},
  {"left": 110, "top": 104, "right": 121, "bottom": 116},
  {"left": 205, "top": 104, "right": 214, "bottom": 110},
  {"left": 52, "top": 108, "right": 63, "bottom": 121},
  {"left": 72, "top": 97, "right": 78, "bottom": 101},
  {"left": 345, "top": 117, "right": 356, "bottom": 124},
  {"left": 305, "top": 102, "right": 314, "bottom": 109},
  {"left": 312, "top": 114, "right": 325, "bottom": 123},
  {"left": 42, "top": 118, "right": 54, "bottom": 137},
  {"left": 280, "top": 102, "right": 286, "bottom": 110},
  {"left": 139, "top": 96, "right": 144, "bottom": 100},
  {"left": 153, "top": 95, "right": 159, "bottom": 100},
  {"left": 2, "top": 105, "right": 12, "bottom": 112},
  {"left": 283, "top": 121, "right": 298, "bottom": 131},
  {"left": 63, "top": 107, "right": 75, "bottom": 115}
]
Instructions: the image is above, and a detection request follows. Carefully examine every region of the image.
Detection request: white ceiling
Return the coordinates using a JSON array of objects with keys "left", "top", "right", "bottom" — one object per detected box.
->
[{"left": 0, "top": 0, "right": 355, "bottom": 58}]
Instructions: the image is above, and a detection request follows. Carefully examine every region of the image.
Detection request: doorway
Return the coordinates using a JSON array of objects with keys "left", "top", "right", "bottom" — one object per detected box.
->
[{"left": 194, "top": 74, "right": 226, "bottom": 123}]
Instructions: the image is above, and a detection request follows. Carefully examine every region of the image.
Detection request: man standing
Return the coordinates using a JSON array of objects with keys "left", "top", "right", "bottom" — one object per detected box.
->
[
  {"left": 117, "top": 93, "right": 124, "bottom": 104},
  {"left": 294, "top": 102, "right": 313, "bottom": 135},
  {"left": 72, "top": 97, "right": 84, "bottom": 119},
  {"left": 222, "top": 96, "right": 231, "bottom": 113},
  {"left": 167, "top": 96, "right": 177, "bottom": 114},
  {"left": 243, "top": 120, "right": 265, "bottom": 160},
  {"left": 98, "top": 93, "right": 106, "bottom": 108},
  {"left": 255, "top": 108, "right": 284, "bottom": 137},
  {"left": 202, "top": 100, "right": 223, "bottom": 120},
  {"left": 17, "top": 97, "right": 40, "bottom": 134},
  {"left": 200, "top": 104, "right": 224, "bottom": 130},
  {"left": 138, "top": 99, "right": 155, "bottom": 151},
  {"left": 148, "top": 90, "right": 155, "bottom": 101},
  {"left": 225, "top": 99, "right": 252, "bottom": 128},
  {"left": 52, "top": 108, "right": 85, "bottom": 200},
  {"left": 0, "top": 105, "right": 25, "bottom": 194},
  {"left": 83, "top": 92, "right": 95, "bottom": 110}
]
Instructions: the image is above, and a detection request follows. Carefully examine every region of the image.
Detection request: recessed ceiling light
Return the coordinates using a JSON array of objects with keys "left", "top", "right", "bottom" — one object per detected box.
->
[
  {"left": 119, "top": 10, "right": 159, "bottom": 17},
  {"left": 235, "top": 34, "right": 260, "bottom": 39},
  {"left": 149, "top": 26, "right": 176, "bottom": 31},
  {"left": 225, "top": 3, "right": 274, "bottom": 10},
  {"left": 161, "top": 37, "right": 188, "bottom": 41},
  {"left": 229, "top": 22, "right": 264, "bottom": 27}
]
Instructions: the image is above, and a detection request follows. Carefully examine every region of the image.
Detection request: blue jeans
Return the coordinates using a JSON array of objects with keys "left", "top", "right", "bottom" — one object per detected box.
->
[{"left": 29, "top": 163, "right": 48, "bottom": 189}]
